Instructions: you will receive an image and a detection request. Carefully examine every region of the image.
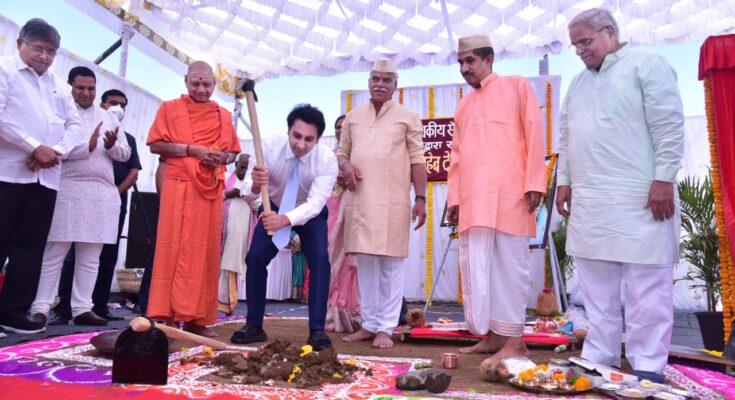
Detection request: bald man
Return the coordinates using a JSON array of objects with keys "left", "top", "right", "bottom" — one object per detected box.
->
[{"left": 146, "top": 61, "right": 241, "bottom": 337}]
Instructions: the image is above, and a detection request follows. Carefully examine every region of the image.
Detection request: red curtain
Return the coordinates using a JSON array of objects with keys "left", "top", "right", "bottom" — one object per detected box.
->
[{"left": 699, "top": 34, "right": 735, "bottom": 258}]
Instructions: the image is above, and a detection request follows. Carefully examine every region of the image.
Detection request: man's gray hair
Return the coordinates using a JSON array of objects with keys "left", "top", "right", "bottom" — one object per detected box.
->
[
  {"left": 19, "top": 18, "right": 61, "bottom": 49},
  {"left": 568, "top": 8, "right": 620, "bottom": 41}
]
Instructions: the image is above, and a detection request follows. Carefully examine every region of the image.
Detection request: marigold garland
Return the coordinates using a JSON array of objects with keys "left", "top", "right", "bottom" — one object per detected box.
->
[
  {"left": 704, "top": 75, "right": 735, "bottom": 342},
  {"left": 543, "top": 82, "right": 556, "bottom": 286},
  {"left": 459, "top": 86, "right": 463, "bottom": 100},
  {"left": 425, "top": 182, "right": 434, "bottom": 303},
  {"left": 346, "top": 90, "right": 353, "bottom": 113},
  {"left": 428, "top": 87, "right": 435, "bottom": 119},
  {"left": 399, "top": 87, "right": 404, "bottom": 105}
]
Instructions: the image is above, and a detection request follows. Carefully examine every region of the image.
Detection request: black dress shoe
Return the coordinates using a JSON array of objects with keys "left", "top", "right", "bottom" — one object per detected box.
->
[
  {"left": 30, "top": 313, "right": 47, "bottom": 325},
  {"left": 48, "top": 313, "right": 71, "bottom": 326},
  {"left": 230, "top": 325, "right": 267, "bottom": 344},
  {"left": 0, "top": 317, "right": 46, "bottom": 334},
  {"left": 306, "top": 330, "right": 332, "bottom": 350},
  {"left": 94, "top": 309, "right": 124, "bottom": 321},
  {"left": 73, "top": 311, "right": 108, "bottom": 326}
]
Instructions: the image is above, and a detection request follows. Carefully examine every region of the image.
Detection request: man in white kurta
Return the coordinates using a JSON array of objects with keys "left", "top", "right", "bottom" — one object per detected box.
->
[
  {"left": 556, "top": 8, "right": 684, "bottom": 383},
  {"left": 337, "top": 59, "right": 427, "bottom": 348},
  {"left": 30, "top": 66, "right": 130, "bottom": 326}
]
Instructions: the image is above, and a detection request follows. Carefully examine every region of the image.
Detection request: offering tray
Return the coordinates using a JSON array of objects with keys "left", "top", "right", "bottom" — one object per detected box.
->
[{"left": 509, "top": 378, "right": 592, "bottom": 396}]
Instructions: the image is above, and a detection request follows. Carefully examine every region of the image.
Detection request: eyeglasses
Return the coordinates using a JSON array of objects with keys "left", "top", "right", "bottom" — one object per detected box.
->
[
  {"left": 23, "top": 40, "right": 57, "bottom": 57},
  {"left": 568, "top": 27, "right": 609, "bottom": 50}
]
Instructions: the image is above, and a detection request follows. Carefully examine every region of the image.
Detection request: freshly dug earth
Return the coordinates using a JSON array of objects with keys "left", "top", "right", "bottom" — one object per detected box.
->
[
  {"left": 174, "top": 318, "right": 607, "bottom": 395},
  {"left": 206, "top": 339, "right": 371, "bottom": 389}
]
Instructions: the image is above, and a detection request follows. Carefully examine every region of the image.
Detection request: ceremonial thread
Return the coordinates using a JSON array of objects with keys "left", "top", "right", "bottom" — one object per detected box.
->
[{"left": 705, "top": 75, "right": 734, "bottom": 342}]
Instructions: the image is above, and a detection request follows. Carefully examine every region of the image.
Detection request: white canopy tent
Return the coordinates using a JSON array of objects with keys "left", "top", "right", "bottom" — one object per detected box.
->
[{"left": 64, "top": 0, "right": 735, "bottom": 82}]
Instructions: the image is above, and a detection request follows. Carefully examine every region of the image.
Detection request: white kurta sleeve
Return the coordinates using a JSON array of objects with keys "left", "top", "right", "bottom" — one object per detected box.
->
[{"left": 638, "top": 56, "right": 685, "bottom": 183}]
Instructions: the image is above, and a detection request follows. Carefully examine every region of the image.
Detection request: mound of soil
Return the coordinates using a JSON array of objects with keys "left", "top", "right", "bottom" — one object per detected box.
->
[{"left": 210, "top": 339, "right": 371, "bottom": 389}]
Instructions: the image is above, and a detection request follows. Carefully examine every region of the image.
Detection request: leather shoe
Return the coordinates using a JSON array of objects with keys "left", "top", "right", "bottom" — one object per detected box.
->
[
  {"left": 48, "top": 313, "right": 71, "bottom": 326},
  {"left": 30, "top": 313, "right": 47, "bottom": 325},
  {"left": 0, "top": 317, "right": 46, "bottom": 334},
  {"left": 306, "top": 330, "right": 332, "bottom": 350},
  {"left": 94, "top": 309, "right": 124, "bottom": 321},
  {"left": 73, "top": 311, "right": 108, "bottom": 326},
  {"left": 230, "top": 325, "right": 267, "bottom": 344}
]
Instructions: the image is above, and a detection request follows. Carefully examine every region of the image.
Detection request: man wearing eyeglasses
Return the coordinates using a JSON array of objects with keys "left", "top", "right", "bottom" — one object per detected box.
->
[
  {"left": 556, "top": 8, "right": 684, "bottom": 383},
  {"left": 0, "top": 19, "right": 83, "bottom": 335}
]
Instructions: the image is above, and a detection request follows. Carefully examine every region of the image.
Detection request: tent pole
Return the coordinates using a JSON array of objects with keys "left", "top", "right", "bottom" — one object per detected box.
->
[{"left": 118, "top": 22, "right": 134, "bottom": 78}]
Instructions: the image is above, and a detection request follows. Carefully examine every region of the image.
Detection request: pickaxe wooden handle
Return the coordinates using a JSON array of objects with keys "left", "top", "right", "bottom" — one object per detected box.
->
[
  {"left": 241, "top": 79, "right": 274, "bottom": 235},
  {"left": 130, "top": 317, "right": 227, "bottom": 350}
]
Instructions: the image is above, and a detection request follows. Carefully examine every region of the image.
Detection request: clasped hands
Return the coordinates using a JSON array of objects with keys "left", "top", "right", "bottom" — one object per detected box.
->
[{"left": 188, "top": 144, "right": 228, "bottom": 170}]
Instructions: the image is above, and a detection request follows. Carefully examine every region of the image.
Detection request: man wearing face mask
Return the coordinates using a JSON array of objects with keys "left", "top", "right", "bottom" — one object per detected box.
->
[
  {"left": 50, "top": 89, "right": 142, "bottom": 325},
  {"left": 230, "top": 104, "right": 338, "bottom": 350},
  {"left": 29, "top": 66, "right": 131, "bottom": 327}
]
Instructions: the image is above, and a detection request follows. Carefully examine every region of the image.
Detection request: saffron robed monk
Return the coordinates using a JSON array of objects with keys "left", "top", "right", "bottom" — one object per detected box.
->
[{"left": 146, "top": 61, "right": 240, "bottom": 337}]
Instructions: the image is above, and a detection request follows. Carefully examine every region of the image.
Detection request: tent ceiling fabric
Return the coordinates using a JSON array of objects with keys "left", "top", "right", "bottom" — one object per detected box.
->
[{"left": 82, "top": 0, "right": 734, "bottom": 80}]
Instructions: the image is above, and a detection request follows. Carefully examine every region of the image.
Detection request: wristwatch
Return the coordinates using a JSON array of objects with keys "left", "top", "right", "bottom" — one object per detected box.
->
[{"left": 415, "top": 195, "right": 426, "bottom": 202}]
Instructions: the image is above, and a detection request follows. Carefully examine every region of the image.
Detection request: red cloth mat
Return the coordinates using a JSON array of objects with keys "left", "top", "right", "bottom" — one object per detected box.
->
[{"left": 408, "top": 327, "right": 570, "bottom": 346}]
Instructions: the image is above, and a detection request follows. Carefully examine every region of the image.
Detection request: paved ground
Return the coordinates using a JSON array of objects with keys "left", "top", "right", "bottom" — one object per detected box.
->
[{"left": 0, "top": 297, "right": 705, "bottom": 349}]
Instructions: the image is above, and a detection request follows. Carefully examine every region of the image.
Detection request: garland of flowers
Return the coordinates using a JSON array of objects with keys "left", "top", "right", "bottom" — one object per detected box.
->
[
  {"left": 459, "top": 86, "right": 463, "bottom": 101},
  {"left": 704, "top": 75, "right": 735, "bottom": 342},
  {"left": 399, "top": 87, "right": 404, "bottom": 105},
  {"left": 457, "top": 85, "right": 463, "bottom": 302},
  {"left": 543, "top": 82, "right": 557, "bottom": 288},
  {"left": 426, "top": 182, "right": 434, "bottom": 303},
  {"left": 346, "top": 90, "right": 353, "bottom": 113},
  {"left": 425, "top": 87, "right": 436, "bottom": 303}
]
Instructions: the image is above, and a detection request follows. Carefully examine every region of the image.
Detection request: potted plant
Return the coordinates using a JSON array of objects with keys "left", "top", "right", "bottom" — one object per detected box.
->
[{"left": 677, "top": 174, "right": 722, "bottom": 351}]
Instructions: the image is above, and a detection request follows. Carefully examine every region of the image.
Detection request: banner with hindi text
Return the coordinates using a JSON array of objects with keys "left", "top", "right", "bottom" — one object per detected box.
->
[{"left": 422, "top": 117, "right": 454, "bottom": 181}]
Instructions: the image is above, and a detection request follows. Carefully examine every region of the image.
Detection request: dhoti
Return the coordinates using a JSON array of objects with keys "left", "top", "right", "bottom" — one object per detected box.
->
[{"left": 458, "top": 227, "right": 530, "bottom": 337}]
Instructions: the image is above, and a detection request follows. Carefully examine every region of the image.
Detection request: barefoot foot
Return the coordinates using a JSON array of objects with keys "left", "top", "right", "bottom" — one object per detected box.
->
[
  {"left": 459, "top": 333, "right": 507, "bottom": 354},
  {"left": 479, "top": 337, "right": 529, "bottom": 365},
  {"left": 342, "top": 328, "right": 376, "bottom": 342},
  {"left": 183, "top": 322, "right": 219, "bottom": 337},
  {"left": 372, "top": 331, "right": 394, "bottom": 348}
]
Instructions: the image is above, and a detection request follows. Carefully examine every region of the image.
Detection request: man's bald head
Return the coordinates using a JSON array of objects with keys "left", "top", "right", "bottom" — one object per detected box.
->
[
  {"left": 185, "top": 61, "right": 215, "bottom": 103},
  {"left": 235, "top": 153, "right": 250, "bottom": 179}
]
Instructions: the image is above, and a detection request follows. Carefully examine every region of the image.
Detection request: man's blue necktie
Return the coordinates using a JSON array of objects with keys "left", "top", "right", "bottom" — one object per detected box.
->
[{"left": 272, "top": 157, "right": 299, "bottom": 249}]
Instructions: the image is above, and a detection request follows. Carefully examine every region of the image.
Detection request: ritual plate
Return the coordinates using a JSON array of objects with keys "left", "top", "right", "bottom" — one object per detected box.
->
[{"left": 508, "top": 378, "right": 592, "bottom": 396}]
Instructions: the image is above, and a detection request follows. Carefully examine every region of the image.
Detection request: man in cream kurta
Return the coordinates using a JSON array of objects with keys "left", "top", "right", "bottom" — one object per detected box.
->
[
  {"left": 447, "top": 35, "right": 546, "bottom": 365},
  {"left": 338, "top": 59, "right": 427, "bottom": 349},
  {"left": 556, "top": 8, "right": 684, "bottom": 383}
]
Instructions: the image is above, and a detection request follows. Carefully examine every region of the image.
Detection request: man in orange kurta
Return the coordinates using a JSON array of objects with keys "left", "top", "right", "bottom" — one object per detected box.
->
[
  {"left": 447, "top": 35, "right": 546, "bottom": 364},
  {"left": 146, "top": 61, "right": 240, "bottom": 337}
]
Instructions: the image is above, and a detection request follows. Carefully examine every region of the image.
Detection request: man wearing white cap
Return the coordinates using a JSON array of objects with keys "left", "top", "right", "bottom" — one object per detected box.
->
[
  {"left": 337, "top": 59, "right": 427, "bottom": 349},
  {"left": 447, "top": 34, "right": 546, "bottom": 364}
]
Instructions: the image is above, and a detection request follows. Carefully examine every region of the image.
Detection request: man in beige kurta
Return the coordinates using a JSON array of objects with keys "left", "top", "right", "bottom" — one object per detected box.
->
[{"left": 337, "top": 59, "right": 427, "bottom": 348}]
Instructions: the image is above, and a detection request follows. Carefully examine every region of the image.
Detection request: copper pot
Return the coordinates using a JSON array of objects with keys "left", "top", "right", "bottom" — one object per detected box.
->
[{"left": 441, "top": 352, "right": 458, "bottom": 369}]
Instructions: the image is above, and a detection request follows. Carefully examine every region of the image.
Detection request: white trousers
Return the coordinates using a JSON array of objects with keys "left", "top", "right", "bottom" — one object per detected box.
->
[
  {"left": 356, "top": 254, "right": 404, "bottom": 335},
  {"left": 459, "top": 227, "right": 531, "bottom": 337},
  {"left": 30, "top": 241, "right": 104, "bottom": 317},
  {"left": 577, "top": 258, "right": 673, "bottom": 373}
]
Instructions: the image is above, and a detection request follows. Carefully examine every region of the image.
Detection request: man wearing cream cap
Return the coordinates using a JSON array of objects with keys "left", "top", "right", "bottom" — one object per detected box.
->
[
  {"left": 447, "top": 35, "right": 546, "bottom": 365},
  {"left": 337, "top": 58, "right": 427, "bottom": 349}
]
